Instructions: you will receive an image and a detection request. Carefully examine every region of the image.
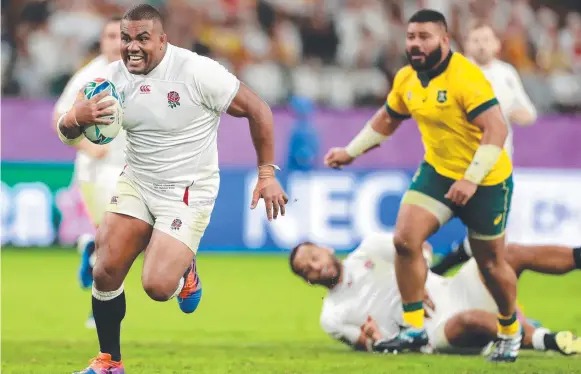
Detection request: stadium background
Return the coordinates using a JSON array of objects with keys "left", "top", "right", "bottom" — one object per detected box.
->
[{"left": 1, "top": 0, "right": 581, "bottom": 373}]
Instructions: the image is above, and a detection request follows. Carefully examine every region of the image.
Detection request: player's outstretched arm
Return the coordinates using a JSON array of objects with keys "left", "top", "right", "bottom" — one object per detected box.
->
[
  {"left": 324, "top": 106, "right": 404, "bottom": 169},
  {"left": 226, "top": 83, "right": 288, "bottom": 221}
]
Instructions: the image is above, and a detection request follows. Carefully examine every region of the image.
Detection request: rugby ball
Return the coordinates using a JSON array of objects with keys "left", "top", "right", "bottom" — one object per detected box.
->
[{"left": 82, "top": 78, "right": 123, "bottom": 145}]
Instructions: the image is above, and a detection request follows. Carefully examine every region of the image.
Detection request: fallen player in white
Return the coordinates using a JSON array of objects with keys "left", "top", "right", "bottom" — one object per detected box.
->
[{"left": 289, "top": 233, "right": 581, "bottom": 354}]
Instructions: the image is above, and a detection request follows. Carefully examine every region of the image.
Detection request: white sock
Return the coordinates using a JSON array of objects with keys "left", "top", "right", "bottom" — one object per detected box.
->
[
  {"left": 532, "top": 328, "right": 551, "bottom": 351},
  {"left": 92, "top": 283, "right": 124, "bottom": 301},
  {"left": 170, "top": 277, "right": 185, "bottom": 300}
]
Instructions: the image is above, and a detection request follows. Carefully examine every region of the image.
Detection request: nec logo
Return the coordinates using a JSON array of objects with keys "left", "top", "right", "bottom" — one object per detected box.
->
[{"left": 139, "top": 85, "right": 151, "bottom": 93}]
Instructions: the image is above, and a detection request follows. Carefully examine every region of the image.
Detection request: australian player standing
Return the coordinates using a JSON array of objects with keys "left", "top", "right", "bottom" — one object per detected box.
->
[
  {"left": 431, "top": 22, "right": 538, "bottom": 276},
  {"left": 56, "top": 5, "right": 287, "bottom": 373},
  {"left": 325, "top": 10, "right": 520, "bottom": 362}
]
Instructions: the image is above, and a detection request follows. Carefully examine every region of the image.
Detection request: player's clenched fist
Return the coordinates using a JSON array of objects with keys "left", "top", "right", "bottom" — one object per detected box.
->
[
  {"left": 445, "top": 179, "right": 478, "bottom": 206},
  {"left": 251, "top": 165, "right": 289, "bottom": 221},
  {"left": 324, "top": 147, "right": 354, "bottom": 169},
  {"left": 65, "top": 89, "right": 117, "bottom": 128}
]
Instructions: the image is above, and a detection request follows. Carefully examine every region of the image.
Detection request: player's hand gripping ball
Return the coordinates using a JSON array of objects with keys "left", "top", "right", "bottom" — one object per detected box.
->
[{"left": 75, "top": 78, "right": 123, "bottom": 145}]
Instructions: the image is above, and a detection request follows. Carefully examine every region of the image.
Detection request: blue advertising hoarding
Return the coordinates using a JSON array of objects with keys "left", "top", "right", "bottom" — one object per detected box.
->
[{"left": 3, "top": 164, "right": 580, "bottom": 253}]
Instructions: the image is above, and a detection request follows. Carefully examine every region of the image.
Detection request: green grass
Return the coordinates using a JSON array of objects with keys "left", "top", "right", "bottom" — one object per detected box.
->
[{"left": 2, "top": 248, "right": 581, "bottom": 374}]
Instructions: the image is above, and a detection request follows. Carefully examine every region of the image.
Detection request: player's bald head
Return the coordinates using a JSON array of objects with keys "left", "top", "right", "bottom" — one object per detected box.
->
[{"left": 406, "top": 9, "right": 450, "bottom": 72}]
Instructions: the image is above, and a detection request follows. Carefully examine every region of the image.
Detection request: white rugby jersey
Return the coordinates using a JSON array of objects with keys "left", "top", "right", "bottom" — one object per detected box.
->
[
  {"left": 476, "top": 59, "right": 537, "bottom": 158},
  {"left": 55, "top": 55, "right": 127, "bottom": 179},
  {"left": 320, "top": 233, "right": 448, "bottom": 346},
  {"left": 104, "top": 44, "right": 240, "bottom": 201}
]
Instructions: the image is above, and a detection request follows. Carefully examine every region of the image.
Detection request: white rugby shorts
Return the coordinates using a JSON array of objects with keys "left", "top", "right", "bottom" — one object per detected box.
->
[
  {"left": 426, "top": 259, "right": 497, "bottom": 350},
  {"left": 74, "top": 152, "right": 97, "bottom": 184},
  {"left": 77, "top": 159, "right": 122, "bottom": 226},
  {"left": 106, "top": 173, "right": 214, "bottom": 253}
]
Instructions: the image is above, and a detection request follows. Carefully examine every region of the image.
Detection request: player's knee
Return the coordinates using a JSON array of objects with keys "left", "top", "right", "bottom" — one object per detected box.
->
[
  {"left": 393, "top": 232, "right": 421, "bottom": 257},
  {"left": 92, "top": 261, "right": 124, "bottom": 290},
  {"left": 142, "top": 275, "right": 175, "bottom": 302},
  {"left": 92, "top": 236, "right": 124, "bottom": 289}
]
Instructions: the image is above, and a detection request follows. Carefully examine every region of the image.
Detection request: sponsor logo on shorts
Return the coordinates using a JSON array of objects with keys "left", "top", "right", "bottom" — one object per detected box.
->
[
  {"left": 171, "top": 218, "right": 182, "bottom": 231},
  {"left": 437, "top": 90, "right": 447, "bottom": 103},
  {"left": 494, "top": 213, "right": 503, "bottom": 226},
  {"left": 364, "top": 259, "right": 375, "bottom": 270},
  {"left": 110, "top": 196, "right": 118, "bottom": 205},
  {"left": 140, "top": 85, "right": 151, "bottom": 94}
]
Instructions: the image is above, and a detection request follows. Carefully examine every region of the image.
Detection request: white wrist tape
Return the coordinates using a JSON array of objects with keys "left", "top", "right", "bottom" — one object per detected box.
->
[
  {"left": 57, "top": 113, "right": 84, "bottom": 146},
  {"left": 345, "top": 122, "right": 389, "bottom": 158},
  {"left": 463, "top": 144, "right": 503, "bottom": 185}
]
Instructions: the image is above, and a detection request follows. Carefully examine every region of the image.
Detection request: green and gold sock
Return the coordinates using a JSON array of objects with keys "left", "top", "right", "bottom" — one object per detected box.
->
[
  {"left": 403, "top": 301, "right": 424, "bottom": 329},
  {"left": 498, "top": 312, "right": 520, "bottom": 336}
]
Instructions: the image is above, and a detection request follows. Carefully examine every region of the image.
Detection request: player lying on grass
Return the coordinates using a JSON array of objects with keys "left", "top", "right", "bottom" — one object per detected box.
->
[{"left": 290, "top": 233, "right": 581, "bottom": 354}]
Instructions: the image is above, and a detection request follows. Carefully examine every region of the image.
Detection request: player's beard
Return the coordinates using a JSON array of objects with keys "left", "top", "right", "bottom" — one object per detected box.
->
[
  {"left": 406, "top": 44, "right": 443, "bottom": 72},
  {"left": 318, "top": 258, "right": 342, "bottom": 289}
]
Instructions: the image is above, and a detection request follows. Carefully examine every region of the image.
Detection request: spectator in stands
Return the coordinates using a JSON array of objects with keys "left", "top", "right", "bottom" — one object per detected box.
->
[
  {"left": 559, "top": 11, "right": 581, "bottom": 73},
  {"left": 501, "top": 5, "right": 537, "bottom": 73},
  {"left": 2, "top": 0, "right": 580, "bottom": 111}
]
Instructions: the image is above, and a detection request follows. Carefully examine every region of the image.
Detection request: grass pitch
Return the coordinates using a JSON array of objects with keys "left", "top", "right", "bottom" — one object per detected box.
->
[{"left": 2, "top": 248, "right": 580, "bottom": 374}]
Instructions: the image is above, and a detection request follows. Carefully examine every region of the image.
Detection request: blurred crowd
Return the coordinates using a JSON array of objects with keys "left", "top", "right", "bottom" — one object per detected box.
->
[{"left": 2, "top": 0, "right": 581, "bottom": 112}]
